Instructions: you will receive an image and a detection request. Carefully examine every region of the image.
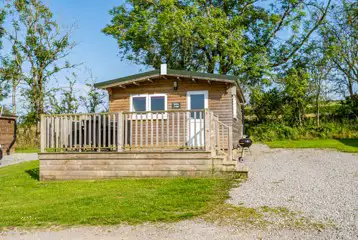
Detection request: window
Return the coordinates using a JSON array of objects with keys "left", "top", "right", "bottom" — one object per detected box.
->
[
  {"left": 130, "top": 94, "right": 167, "bottom": 118},
  {"left": 150, "top": 95, "right": 165, "bottom": 111},
  {"left": 132, "top": 96, "right": 147, "bottom": 112}
]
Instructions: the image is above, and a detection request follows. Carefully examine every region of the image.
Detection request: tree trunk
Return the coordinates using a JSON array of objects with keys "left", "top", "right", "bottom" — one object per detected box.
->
[{"left": 12, "top": 82, "right": 16, "bottom": 115}]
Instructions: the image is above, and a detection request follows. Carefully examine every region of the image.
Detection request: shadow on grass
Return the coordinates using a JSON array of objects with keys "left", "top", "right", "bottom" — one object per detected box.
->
[
  {"left": 338, "top": 139, "right": 358, "bottom": 148},
  {"left": 25, "top": 167, "right": 39, "bottom": 181}
]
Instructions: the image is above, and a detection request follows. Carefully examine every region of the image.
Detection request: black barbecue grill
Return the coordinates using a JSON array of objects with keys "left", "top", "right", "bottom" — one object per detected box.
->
[{"left": 237, "top": 136, "right": 252, "bottom": 162}]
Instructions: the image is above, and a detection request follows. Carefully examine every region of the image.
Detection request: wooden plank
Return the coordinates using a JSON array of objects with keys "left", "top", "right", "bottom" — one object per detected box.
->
[
  {"left": 98, "top": 114, "right": 101, "bottom": 152},
  {"left": 204, "top": 110, "right": 210, "bottom": 151},
  {"left": 79, "top": 116, "right": 82, "bottom": 152},
  {"left": 228, "top": 126, "right": 233, "bottom": 161},
  {"left": 40, "top": 115, "right": 46, "bottom": 153},
  {"left": 177, "top": 112, "right": 180, "bottom": 146},
  {"left": 117, "top": 112, "right": 123, "bottom": 152}
]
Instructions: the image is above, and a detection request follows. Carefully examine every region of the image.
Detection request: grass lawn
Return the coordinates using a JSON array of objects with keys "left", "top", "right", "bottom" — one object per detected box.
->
[
  {"left": 15, "top": 147, "right": 40, "bottom": 153},
  {"left": 266, "top": 139, "right": 358, "bottom": 153},
  {"left": 0, "top": 161, "right": 233, "bottom": 229}
]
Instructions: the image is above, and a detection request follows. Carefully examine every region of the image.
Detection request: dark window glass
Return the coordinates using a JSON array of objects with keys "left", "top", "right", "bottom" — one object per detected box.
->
[
  {"left": 190, "top": 94, "right": 204, "bottom": 118},
  {"left": 151, "top": 96, "right": 165, "bottom": 111},
  {"left": 132, "top": 97, "right": 146, "bottom": 112}
]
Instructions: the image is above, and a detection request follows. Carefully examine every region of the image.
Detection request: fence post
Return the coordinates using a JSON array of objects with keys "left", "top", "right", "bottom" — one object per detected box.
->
[
  {"left": 40, "top": 115, "right": 46, "bottom": 153},
  {"left": 204, "top": 109, "right": 210, "bottom": 151},
  {"left": 228, "top": 126, "right": 233, "bottom": 162},
  {"left": 117, "top": 112, "right": 123, "bottom": 152}
]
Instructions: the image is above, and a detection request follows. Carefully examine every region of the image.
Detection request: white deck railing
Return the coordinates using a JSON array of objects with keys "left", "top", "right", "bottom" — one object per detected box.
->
[{"left": 40, "top": 109, "right": 232, "bottom": 160}]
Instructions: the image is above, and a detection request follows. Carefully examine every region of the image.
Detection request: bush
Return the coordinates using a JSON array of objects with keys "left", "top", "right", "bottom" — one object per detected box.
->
[{"left": 246, "top": 121, "right": 358, "bottom": 141}]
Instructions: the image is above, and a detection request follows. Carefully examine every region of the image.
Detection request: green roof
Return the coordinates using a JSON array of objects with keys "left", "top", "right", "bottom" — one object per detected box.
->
[{"left": 94, "top": 69, "right": 239, "bottom": 88}]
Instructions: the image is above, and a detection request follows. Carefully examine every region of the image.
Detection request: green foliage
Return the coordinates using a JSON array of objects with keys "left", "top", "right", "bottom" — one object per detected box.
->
[
  {"left": 103, "top": 0, "right": 331, "bottom": 83},
  {"left": 246, "top": 121, "right": 358, "bottom": 141},
  {"left": 79, "top": 83, "right": 107, "bottom": 113},
  {"left": 48, "top": 75, "right": 79, "bottom": 114},
  {"left": 3, "top": 0, "right": 77, "bottom": 125},
  {"left": 0, "top": 161, "right": 232, "bottom": 228}
]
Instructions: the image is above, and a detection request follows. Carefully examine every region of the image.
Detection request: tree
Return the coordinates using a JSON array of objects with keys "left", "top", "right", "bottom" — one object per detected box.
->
[
  {"left": 79, "top": 71, "right": 107, "bottom": 113},
  {"left": 49, "top": 75, "right": 79, "bottom": 114},
  {"left": 321, "top": 0, "right": 357, "bottom": 97},
  {"left": 3, "top": 0, "right": 77, "bottom": 130},
  {"left": 103, "top": 0, "right": 331, "bottom": 85}
]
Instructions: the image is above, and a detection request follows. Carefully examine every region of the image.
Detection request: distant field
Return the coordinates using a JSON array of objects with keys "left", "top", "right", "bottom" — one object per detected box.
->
[{"left": 266, "top": 139, "right": 358, "bottom": 153}]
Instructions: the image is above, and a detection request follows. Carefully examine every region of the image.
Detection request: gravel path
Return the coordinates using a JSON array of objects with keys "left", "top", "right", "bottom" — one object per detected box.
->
[
  {"left": 230, "top": 144, "right": 358, "bottom": 239},
  {"left": 1, "top": 145, "right": 357, "bottom": 239},
  {"left": 0, "top": 153, "right": 38, "bottom": 167}
]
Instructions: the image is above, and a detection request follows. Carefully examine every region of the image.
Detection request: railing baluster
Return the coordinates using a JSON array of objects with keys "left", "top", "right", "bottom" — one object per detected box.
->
[
  {"left": 112, "top": 113, "right": 116, "bottom": 151},
  {"left": 166, "top": 112, "right": 169, "bottom": 146},
  {"left": 194, "top": 112, "right": 197, "bottom": 148},
  {"left": 151, "top": 114, "right": 153, "bottom": 146},
  {"left": 84, "top": 115, "right": 87, "bottom": 151},
  {"left": 183, "top": 112, "right": 186, "bottom": 148},
  {"left": 161, "top": 113, "right": 164, "bottom": 146},
  {"left": 89, "top": 115, "right": 92, "bottom": 151},
  {"left": 188, "top": 112, "right": 191, "bottom": 148},
  {"left": 146, "top": 113, "right": 148, "bottom": 146},
  {"left": 177, "top": 112, "right": 180, "bottom": 146},
  {"left": 156, "top": 113, "right": 159, "bottom": 146},
  {"left": 124, "top": 114, "right": 128, "bottom": 147},
  {"left": 79, "top": 116, "right": 82, "bottom": 152},
  {"left": 172, "top": 112, "right": 174, "bottom": 145},
  {"left": 98, "top": 114, "right": 101, "bottom": 152},
  {"left": 107, "top": 114, "right": 110, "bottom": 150},
  {"left": 93, "top": 115, "right": 96, "bottom": 151},
  {"left": 140, "top": 113, "right": 143, "bottom": 147}
]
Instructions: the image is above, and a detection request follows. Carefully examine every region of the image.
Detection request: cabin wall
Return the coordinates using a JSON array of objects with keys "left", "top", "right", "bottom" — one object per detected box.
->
[{"left": 109, "top": 78, "right": 234, "bottom": 130}]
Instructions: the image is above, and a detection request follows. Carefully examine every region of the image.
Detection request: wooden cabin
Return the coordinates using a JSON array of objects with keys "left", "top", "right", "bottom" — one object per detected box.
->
[{"left": 39, "top": 65, "right": 245, "bottom": 180}]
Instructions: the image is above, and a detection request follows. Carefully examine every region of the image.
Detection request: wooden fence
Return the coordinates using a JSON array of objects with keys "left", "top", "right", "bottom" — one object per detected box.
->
[{"left": 40, "top": 109, "right": 232, "bottom": 160}]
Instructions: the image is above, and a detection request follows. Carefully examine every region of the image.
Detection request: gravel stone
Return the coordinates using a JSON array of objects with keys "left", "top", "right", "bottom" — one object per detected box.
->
[{"left": 229, "top": 144, "right": 358, "bottom": 239}]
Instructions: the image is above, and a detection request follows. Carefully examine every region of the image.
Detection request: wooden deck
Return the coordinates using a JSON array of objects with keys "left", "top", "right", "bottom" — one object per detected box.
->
[{"left": 39, "top": 109, "right": 237, "bottom": 180}]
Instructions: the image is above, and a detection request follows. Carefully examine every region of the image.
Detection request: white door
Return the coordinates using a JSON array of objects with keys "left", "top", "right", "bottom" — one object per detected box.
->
[{"left": 187, "top": 91, "right": 208, "bottom": 147}]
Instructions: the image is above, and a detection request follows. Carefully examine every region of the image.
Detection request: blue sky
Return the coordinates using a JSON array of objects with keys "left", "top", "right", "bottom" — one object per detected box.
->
[
  {"left": 1, "top": 0, "right": 151, "bottom": 113},
  {"left": 44, "top": 0, "right": 147, "bottom": 82}
]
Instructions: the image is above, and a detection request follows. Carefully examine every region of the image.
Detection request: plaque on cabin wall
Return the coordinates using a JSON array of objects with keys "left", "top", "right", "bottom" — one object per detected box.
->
[{"left": 172, "top": 102, "right": 181, "bottom": 109}]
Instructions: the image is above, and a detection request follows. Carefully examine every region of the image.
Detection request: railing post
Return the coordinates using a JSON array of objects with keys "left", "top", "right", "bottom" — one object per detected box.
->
[
  {"left": 228, "top": 126, "right": 233, "bottom": 161},
  {"left": 204, "top": 109, "right": 210, "bottom": 151},
  {"left": 117, "top": 112, "right": 123, "bottom": 152},
  {"left": 40, "top": 115, "right": 46, "bottom": 153}
]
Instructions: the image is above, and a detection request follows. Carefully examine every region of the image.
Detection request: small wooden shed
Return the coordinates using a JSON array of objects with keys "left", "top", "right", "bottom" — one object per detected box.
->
[
  {"left": 0, "top": 114, "right": 16, "bottom": 156},
  {"left": 39, "top": 65, "right": 246, "bottom": 180}
]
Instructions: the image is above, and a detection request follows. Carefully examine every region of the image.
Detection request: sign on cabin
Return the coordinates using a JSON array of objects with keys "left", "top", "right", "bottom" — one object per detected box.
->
[{"left": 172, "top": 102, "right": 181, "bottom": 109}]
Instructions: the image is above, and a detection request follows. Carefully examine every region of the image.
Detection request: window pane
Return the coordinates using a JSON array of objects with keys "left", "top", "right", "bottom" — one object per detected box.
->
[
  {"left": 190, "top": 94, "right": 205, "bottom": 118},
  {"left": 133, "top": 97, "right": 146, "bottom": 112},
  {"left": 151, "top": 96, "right": 165, "bottom": 111}
]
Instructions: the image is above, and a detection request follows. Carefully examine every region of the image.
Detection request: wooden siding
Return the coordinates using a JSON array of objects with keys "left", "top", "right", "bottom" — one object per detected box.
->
[
  {"left": 109, "top": 78, "right": 234, "bottom": 143},
  {"left": 110, "top": 78, "right": 233, "bottom": 125},
  {"left": 39, "top": 152, "right": 235, "bottom": 180}
]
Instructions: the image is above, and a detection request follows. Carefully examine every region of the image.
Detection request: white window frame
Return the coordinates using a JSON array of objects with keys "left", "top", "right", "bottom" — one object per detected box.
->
[{"left": 130, "top": 93, "right": 168, "bottom": 119}]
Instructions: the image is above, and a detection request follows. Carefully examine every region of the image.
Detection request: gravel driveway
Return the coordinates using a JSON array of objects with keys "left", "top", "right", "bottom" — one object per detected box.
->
[
  {"left": 229, "top": 144, "right": 358, "bottom": 239},
  {"left": 1, "top": 145, "right": 357, "bottom": 239}
]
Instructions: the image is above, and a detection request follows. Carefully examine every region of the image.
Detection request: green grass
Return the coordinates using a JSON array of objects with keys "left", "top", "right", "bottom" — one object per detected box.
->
[
  {"left": 0, "top": 161, "right": 232, "bottom": 229},
  {"left": 15, "top": 147, "right": 40, "bottom": 153},
  {"left": 266, "top": 139, "right": 358, "bottom": 153}
]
